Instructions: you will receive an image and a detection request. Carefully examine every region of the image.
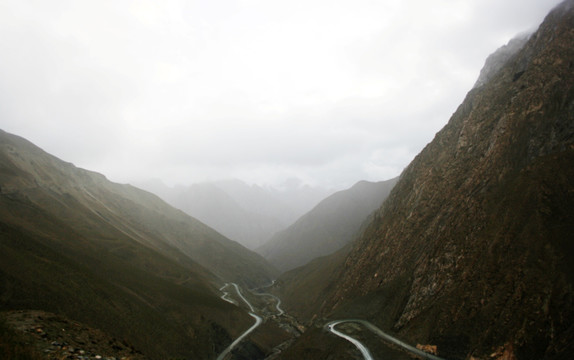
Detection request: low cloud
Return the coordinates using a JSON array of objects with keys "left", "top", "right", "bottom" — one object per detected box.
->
[{"left": 0, "top": 0, "right": 562, "bottom": 190}]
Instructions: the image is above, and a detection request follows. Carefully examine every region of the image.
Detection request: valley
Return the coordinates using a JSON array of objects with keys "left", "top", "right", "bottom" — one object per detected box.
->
[
  {"left": 214, "top": 282, "right": 443, "bottom": 360},
  {"left": 215, "top": 282, "right": 302, "bottom": 360},
  {"left": 326, "top": 320, "right": 444, "bottom": 360},
  {"left": 1, "top": 1, "right": 573, "bottom": 359}
]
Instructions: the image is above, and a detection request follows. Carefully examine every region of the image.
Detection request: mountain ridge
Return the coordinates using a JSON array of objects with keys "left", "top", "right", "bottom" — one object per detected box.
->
[
  {"left": 1, "top": 129, "right": 277, "bottom": 286},
  {"left": 136, "top": 178, "right": 332, "bottom": 250},
  {"left": 258, "top": 178, "right": 398, "bottom": 272},
  {"left": 276, "top": 1, "right": 574, "bottom": 359},
  {"left": 0, "top": 128, "right": 277, "bottom": 358}
]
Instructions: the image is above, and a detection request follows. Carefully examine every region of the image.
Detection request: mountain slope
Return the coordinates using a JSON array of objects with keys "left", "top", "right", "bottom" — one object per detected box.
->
[
  {"left": 0, "top": 129, "right": 276, "bottom": 358},
  {"left": 213, "top": 179, "right": 332, "bottom": 227},
  {"left": 258, "top": 178, "right": 397, "bottom": 271},
  {"left": 277, "top": 2, "right": 574, "bottom": 359},
  {"left": 0, "top": 130, "right": 277, "bottom": 286}
]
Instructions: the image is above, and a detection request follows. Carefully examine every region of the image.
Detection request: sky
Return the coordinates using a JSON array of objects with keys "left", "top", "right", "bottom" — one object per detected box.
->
[{"left": 0, "top": 0, "right": 562, "bottom": 190}]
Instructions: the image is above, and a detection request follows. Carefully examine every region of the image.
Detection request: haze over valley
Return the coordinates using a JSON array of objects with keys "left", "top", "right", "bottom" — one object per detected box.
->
[
  {"left": 1, "top": 1, "right": 573, "bottom": 360},
  {"left": 135, "top": 178, "right": 333, "bottom": 250}
]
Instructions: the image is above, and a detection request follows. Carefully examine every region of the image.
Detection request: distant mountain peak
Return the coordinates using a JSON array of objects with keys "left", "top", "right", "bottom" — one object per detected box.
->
[{"left": 258, "top": 177, "right": 398, "bottom": 271}]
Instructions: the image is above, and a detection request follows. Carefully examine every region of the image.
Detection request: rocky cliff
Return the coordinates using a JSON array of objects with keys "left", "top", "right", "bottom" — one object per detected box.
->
[{"left": 280, "top": 1, "right": 574, "bottom": 359}]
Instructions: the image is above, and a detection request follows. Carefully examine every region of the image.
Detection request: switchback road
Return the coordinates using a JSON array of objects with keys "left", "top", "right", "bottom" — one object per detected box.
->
[
  {"left": 326, "top": 319, "right": 445, "bottom": 360},
  {"left": 216, "top": 283, "right": 262, "bottom": 360}
]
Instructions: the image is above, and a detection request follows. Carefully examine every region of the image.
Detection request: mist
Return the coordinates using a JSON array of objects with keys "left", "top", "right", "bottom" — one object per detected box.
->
[{"left": 0, "top": 0, "right": 562, "bottom": 191}]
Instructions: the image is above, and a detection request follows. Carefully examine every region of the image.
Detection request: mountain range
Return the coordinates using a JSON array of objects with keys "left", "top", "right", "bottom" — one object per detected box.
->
[
  {"left": 1, "top": 1, "right": 573, "bottom": 359},
  {"left": 136, "top": 178, "right": 332, "bottom": 250}
]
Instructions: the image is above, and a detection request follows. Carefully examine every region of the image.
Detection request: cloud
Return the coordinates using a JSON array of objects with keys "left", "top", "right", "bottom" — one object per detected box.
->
[{"left": 0, "top": 0, "right": 563, "bottom": 189}]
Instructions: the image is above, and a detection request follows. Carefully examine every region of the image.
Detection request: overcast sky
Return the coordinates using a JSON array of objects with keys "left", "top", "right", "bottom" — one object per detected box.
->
[{"left": 0, "top": 0, "right": 562, "bottom": 190}]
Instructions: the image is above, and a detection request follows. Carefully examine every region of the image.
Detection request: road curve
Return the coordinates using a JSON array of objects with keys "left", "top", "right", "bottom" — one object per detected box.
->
[
  {"left": 327, "top": 320, "right": 373, "bottom": 360},
  {"left": 252, "top": 291, "right": 284, "bottom": 316},
  {"left": 250, "top": 279, "right": 284, "bottom": 316},
  {"left": 219, "top": 284, "right": 238, "bottom": 305},
  {"left": 230, "top": 283, "right": 255, "bottom": 312},
  {"left": 216, "top": 312, "right": 262, "bottom": 360},
  {"left": 326, "top": 319, "right": 445, "bottom": 360},
  {"left": 216, "top": 283, "right": 262, "bottom": 360},
  {"left": 266, "top": 293, "right": 284, "bottom": 315}
]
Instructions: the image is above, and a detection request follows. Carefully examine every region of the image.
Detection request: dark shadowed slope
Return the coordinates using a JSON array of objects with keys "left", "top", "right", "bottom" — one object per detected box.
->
[
  {"left": 0, "top": 129, "right": 276, "bottom": 358},
  {"left": 277, "top": 1, "right": 574, "bottom": 359},
  {"left": 258, "top": 178, "right": 397, "bottom": 272}
]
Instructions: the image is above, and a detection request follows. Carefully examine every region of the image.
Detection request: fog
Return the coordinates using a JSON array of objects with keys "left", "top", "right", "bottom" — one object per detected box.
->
[{"left": 0, "top": 0, "right": 562, "bottom": 190}]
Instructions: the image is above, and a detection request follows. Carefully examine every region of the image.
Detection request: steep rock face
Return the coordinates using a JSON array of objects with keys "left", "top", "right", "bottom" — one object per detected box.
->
[
  {"left": 291, "top": 1, "right": 573, "bottom": 359},
  {"left": 473, "top": 33, "right": 531, "bottom": 88},
  {"left": 258, "top": 178, "right": 397, "bottom": 272}
]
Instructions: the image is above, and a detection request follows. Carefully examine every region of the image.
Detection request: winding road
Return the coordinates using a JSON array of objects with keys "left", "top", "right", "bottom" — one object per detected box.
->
[
  {"left": 326, "top": 319, "right": 445, "bottom": 360},
  {"left": 328, "top": 320, "right": 374, "bottom": 360},
  {"left": 219, "top": 284, "right": 238, "bottom": 305},
  {"left": 254, "top": 280, "right": 285, "bottom": 316},
  {"left": 216, "top": 283, "right": 262, "bottom": 360},
  {"left": 252, "top": 291, "right": 285, "bottom": 316},
  {"left": 219, "top": 283, "right": 442, "bottom": 360},
  {"left": 230, "top": 282, "right": 255, "bottom": 312},
  {"left": 216, "top": 312, "right": 262, "bottom": 360}
]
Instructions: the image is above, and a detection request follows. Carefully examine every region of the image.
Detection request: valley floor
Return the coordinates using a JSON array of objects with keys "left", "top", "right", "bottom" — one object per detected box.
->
[{"left": 217, "top": 283, "right": 443, "bottom": 360}]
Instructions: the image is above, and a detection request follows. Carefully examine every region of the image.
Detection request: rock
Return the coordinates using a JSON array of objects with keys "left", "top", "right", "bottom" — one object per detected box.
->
[
  {"left": 416, "top": 344, "right": 438, "bottom": 355},
  {"left": 473, "top": 33, "right": 530, "bottom": 88},
  {"left": 489, "top": 343, "right": 517, "bottom": 360},
  {"left": 2, "top": 310, "right": 146, "bottom": 360}
]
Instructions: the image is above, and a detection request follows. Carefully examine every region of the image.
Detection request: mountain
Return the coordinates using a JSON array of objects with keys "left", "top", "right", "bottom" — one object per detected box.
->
[
  {"left": 0, "top": 129, "right": 277, "bottom": 358},
  {"left": 159, "top": 182, "right": 285, "bottom": 250},
  {"left": 275, "top": 2, "right": 574, "bottom": 359},
  {"left": 473, "top": 32, "right": 531, "bottom": 89},
  {"left": 258, "top": 178, "right": 398, "bottom": 272},
  {"left": 212, "top": 178, "right": 331, "bottom": 227},
  {"left": 136, "top": 178, "right": 332, "bottom": 250}
]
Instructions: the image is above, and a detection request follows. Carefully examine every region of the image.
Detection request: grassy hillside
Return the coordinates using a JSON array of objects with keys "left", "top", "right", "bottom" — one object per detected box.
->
[
  {"left": 0, "top": 129, "right": 277, "bottom": 358},
  {"left": 0, "top": 194, "right": 253, "bottom": 358}
]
